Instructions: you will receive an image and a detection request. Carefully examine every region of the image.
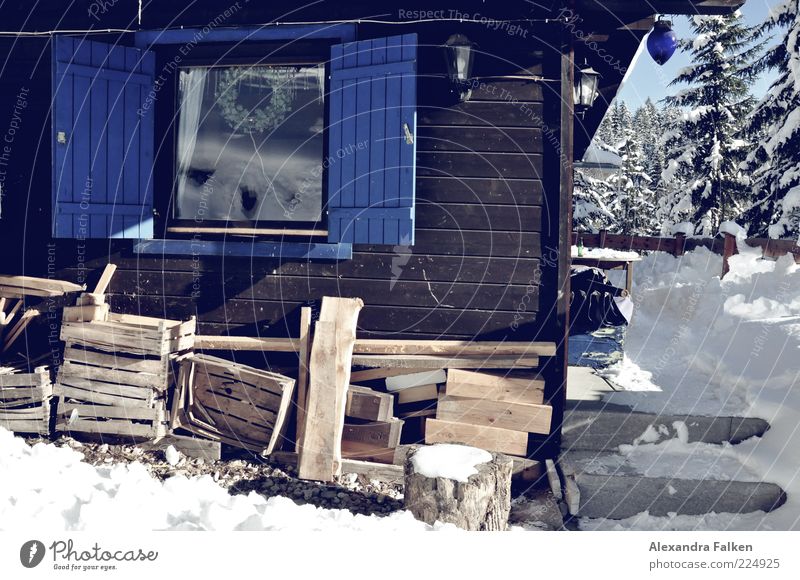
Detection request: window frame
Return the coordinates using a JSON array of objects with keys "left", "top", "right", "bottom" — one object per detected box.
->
[{"left": 158, "top": 47, "right": 330, "bottom": 238}]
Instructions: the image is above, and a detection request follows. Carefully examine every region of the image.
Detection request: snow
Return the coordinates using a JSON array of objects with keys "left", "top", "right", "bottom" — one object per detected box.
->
[
  {"left": 0, "top": 428, "right": 440, "bottom": 532},
  {"left": 719, "top": 220, "right": 746, "bottom": 237},
  {"left": 581, "top": 142, "right": 622, "bottom": 168},
  {"left": 670, "top": 221, "right": 695, "bottom": 236},
  {"left": 586, "top": 244, "right": 800, "bottom": 530},
  {"left": 571, "top": 245, "right": 639, "bottom": 260},
  {"left": 164, "top": 445, "right": 181, "bottom": 466},
  {"left": 410, "top": 444, "right": 492, "bottom": 483}
]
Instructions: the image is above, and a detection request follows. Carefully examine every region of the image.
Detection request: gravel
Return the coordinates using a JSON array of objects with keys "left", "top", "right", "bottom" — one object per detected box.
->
[{"left": 32, "top": 435, "right": 405, "bottom": 517}]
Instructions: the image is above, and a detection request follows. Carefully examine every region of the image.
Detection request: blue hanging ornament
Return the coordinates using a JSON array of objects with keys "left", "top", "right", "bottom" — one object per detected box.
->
[{"left": 647, "top": 19, "right": 678, "bottom": 65}]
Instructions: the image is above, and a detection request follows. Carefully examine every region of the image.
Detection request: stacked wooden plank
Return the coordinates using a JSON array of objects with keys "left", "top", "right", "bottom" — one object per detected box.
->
[
  {"left": 54, "top": 311, "right": 195, "bottom": 441},
  {"left": 426, "top": 369, "right": 552, "bottom": 456},
  {"left": 171, "top": 353, "right": 295, "bottom": 454},
  {"left": 0, "top": 366, "right": 52, "bottom": 435},
  {"left": 348, "top": 342, "right": 557, "bottom": 457}
]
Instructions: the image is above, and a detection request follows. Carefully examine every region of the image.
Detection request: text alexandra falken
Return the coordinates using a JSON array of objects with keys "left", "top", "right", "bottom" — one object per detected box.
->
[{"left": 650, "top": 541, "right": 754, "bottom": 552}]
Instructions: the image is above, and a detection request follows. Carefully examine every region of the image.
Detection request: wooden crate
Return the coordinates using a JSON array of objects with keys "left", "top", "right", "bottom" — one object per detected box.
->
[
  {"left": 55, "top": 399, "right": 168, "bottom": 440},
  {"left": 54, "top": 313, "right": 195, "bottom": 441},
  {"left": 60, "top": 313, "right": 195, "bottom": 357},
  {"left": 171, "top": 354, "right": 295, "bottom": 454},
  {"left": 0, "top": 366, "right": 52, "bottom": 435}
]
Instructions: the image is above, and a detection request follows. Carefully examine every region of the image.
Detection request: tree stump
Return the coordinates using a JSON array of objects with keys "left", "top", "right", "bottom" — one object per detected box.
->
[{"left": 403, "top": 444, "right": 513, "bottom": 530}]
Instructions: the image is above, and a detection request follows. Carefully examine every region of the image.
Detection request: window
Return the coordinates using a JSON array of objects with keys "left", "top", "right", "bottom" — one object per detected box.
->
[
  {"left": 174, "top": 64, "right": 325, "bottom": 224},
  {"left": 52, "top": 30, "right": 418, "bottom": 253}
]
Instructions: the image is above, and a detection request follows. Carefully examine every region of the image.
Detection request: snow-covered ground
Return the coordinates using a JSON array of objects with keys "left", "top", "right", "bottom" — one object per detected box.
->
[
  {"left": 0, "top": 428, "right": 440, "bottom": 531},
  {"left": 584, "top": 240, "right": 800, "bottom": 530}
]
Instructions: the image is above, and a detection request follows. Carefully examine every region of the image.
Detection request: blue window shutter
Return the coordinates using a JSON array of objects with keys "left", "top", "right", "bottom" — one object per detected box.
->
[
  {"left": 52, "top": 37, "right": 156, "bottom": 239},
  {"left": 328, "top": 34, "right": 417, "bottom": 245}
]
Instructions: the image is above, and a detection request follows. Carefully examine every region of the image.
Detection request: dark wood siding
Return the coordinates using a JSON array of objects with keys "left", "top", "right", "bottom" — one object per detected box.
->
[{"left": 1, "top": 22, "right": 557, "bottom": 347}]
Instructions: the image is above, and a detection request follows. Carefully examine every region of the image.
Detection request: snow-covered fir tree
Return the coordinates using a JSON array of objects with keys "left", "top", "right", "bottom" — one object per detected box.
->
[
  {"left": 634, "top": 99, "right": 666, "bottom": 186},
  {"left": 573, "top": 168, "right": 616, "bottom": 232},
  {"left": 662, "top": 11, "right": 763, "bottom": 236},
  {"left": 606, "top": 127, "right": 658, "bottom": 235},
  {"left": 657, "top": 106, "right": 696, "bottom": 233},
  {"left": 742, "top": 0, "right": 800, "bottom": 239}
]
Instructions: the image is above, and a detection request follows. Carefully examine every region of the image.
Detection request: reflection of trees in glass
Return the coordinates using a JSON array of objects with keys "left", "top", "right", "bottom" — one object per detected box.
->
[{"left": 214, "top": 67, "right": 295, "bottom": 134}]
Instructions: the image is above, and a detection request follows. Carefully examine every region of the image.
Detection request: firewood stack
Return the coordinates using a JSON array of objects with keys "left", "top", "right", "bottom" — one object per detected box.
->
[
  {"left": 346, "top": 342, "right": 556, "bottom": 459},
  {"left": 54, "top": 308, "right": 195, "bottom": 442},
  {"left": 0, "top": 365, "right": 52, "bottom": 435}
]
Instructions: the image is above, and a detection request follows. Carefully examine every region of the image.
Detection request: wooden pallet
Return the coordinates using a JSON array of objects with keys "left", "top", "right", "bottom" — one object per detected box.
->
[
  {"left": 0, "top": 366, "right": 52, "bottom": 435},
  {"left": 171, "top": 354, "right": 295, "bottom": 454}
]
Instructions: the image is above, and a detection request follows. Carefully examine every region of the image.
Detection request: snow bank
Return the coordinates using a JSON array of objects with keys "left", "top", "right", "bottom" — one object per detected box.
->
[
  {"left": 594, "top": 245, "right": 800, "bottom": 529},
  {"left": 411, "top": 444, "right": 492, "bottom": 483},
  {"left": 0, "top": 428, "right": 436, "bottom": 532}
]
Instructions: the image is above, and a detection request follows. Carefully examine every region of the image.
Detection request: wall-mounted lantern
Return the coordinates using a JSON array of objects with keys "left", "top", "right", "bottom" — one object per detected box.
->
[
  {"left": 574, "top": 60, "right": 601, "bottom": 116},
  {"left": 647, "top": 18, "right": 678, "bottom": 65},
  {"left": 444, "top": 34, "right": 475, "bottom": 101}
]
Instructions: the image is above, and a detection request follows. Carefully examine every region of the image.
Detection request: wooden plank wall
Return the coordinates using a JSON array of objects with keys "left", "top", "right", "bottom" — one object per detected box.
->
[{"left": 0, "top": 24, "right": 558, "bottom": 347}]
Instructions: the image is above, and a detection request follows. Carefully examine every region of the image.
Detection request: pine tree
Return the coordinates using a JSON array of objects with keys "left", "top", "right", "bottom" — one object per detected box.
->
[
  {"left": 743, "top": 0, "right": 800, "bottom": 239},
  {"left": 662, "top": 11, "right": 763, "bottom": 236},
  {"left": 657, "top": 106, "right": 695, "bottom": 233},
  {"left": 635, "top": 99, "right": 666, "bottom": 186},
  {"left": 606, "top": 124, "right": 658, "bottom": 235}
]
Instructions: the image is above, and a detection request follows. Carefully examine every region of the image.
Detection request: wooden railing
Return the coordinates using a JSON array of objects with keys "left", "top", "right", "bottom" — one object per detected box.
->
[{"left": 572, "top": 230, "right": 800, "bottom": 276}]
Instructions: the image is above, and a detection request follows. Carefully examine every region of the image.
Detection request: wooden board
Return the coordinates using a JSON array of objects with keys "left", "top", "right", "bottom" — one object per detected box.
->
[
  {"left": 445, "top": 369, "right": 545, "bottom": 405},
  {"left": 385, "top": 369, "right": 447, "bottom": 391},
  {"left": 294, "top": 306, "right": 312, "bottom": 453},
  {"left": 436, "top": 396, "right": 552, "bottom": 435},
  {"left": 62, "top": 304, "right": 109, "bottom": 322},
  {"left": 195, "top": 336, "right": 298, "bottom": 352},
  {"left": 141, "top": 434, "right": 222, "bottom": 461},
  {"left": 298, "top": 297, "right": 363, "bottom": 482},
  {"left": 425, "top": 418, "right": 528, "bottom": 456},
  {"left": 345, "top": 385, "right": 394, "bottom": 421},
  {"left": 55, "top": 400, "right": 167, "bottom": 440},
  {"left": 92, "top": 264, "right": 117, "bottom": 294},
  {"left": 396, "top": 383, "right": 439, "bottom": 405},
  {"left": 341, "top": 419, "right": 403, "bottom": 449},
  {"left": 61, "top": 315, "right": 196, "bottom": 357},
  {"left": 352, "top": 354, "right": 539, "bottom": 369},
  {"left": 191, "top": 337, "right": 557, "bottom": 358},
  {"left": 396, "top": 407, "right": 437, "bottom": 419},
  {"left": 352, "top": 340, "right": 556, "bottom": 357},
  {"left": 350, "top": 367, "right": 441, "bottom": 382},
  {"left": 0, "top": 275, "right": 84, "bottom": 295},
  {"left": 340, "top": 441, "right": 396, "bottom": 464}
]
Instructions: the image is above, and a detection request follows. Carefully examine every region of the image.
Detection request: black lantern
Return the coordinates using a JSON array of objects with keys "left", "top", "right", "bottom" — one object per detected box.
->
[
  {"left": 574, "top": 60, "right": 601, "bottom": 115},
  {"left": 444, "top": 34, "right": 475, "bottom": 101}
]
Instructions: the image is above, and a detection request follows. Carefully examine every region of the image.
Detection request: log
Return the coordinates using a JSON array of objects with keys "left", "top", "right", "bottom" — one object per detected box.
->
[{"left": 404, "top": 444, "right": 513, "bottom": 530}]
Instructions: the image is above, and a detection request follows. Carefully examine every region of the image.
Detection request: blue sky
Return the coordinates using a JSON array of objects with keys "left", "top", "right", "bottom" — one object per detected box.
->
[{"left": 616, "top": 0, "right": 779, "bottom": 109}]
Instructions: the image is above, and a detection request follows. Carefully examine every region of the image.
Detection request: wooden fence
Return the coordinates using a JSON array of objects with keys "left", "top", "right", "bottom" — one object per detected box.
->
[{"left": 572, "top": 230, "right": 800, "bottom": 277}]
